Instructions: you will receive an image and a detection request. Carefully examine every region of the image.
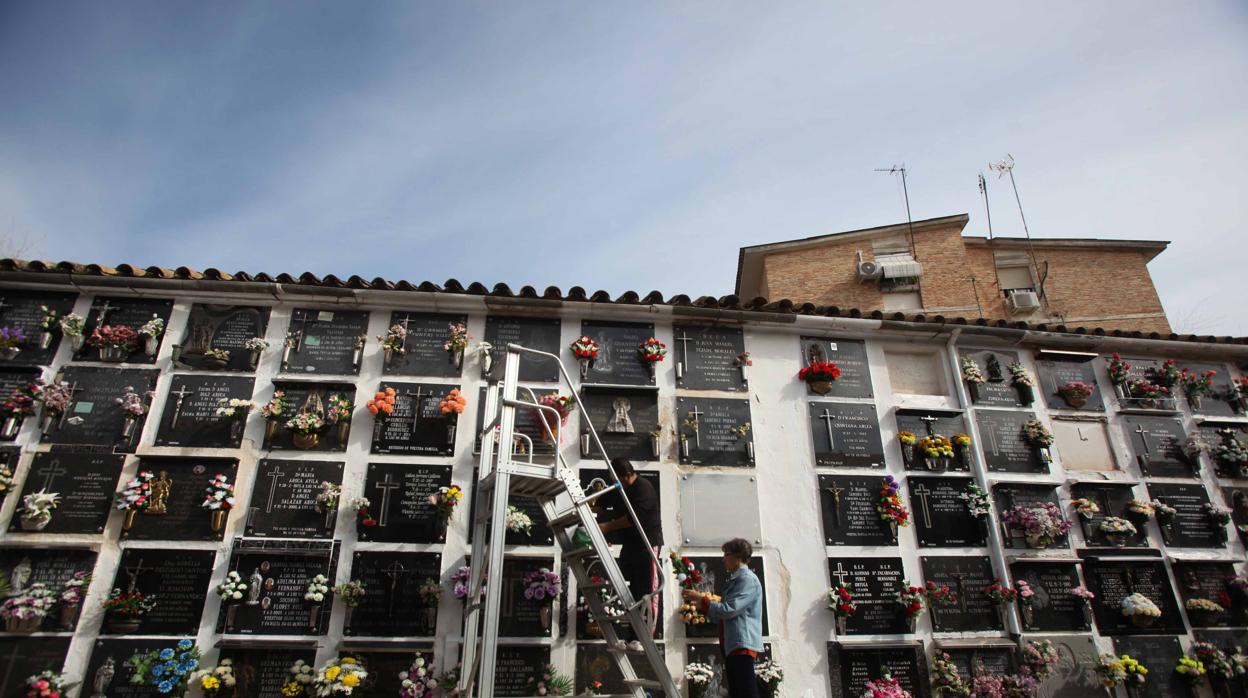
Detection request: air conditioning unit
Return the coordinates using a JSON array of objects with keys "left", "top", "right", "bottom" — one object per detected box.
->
[
  {"left": 857, "top": 259, "right": 882, "bottom": 281},
  {"left": 1006, "top": 290, "right": 1042, "bottom": 314}
]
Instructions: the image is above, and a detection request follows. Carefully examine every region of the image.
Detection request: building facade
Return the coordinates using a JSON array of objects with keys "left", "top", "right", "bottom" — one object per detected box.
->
[{"left": 0, "top": 259, "right": 1243, "bottom": 696}]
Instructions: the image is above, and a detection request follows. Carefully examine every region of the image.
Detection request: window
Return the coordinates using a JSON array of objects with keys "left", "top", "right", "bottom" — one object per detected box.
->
[
  {"left": 882, "top": 291, "right": 922, "bottom": 312},
  {"left": 997, "top": 266, "right": 1035, "bottom": 295}
]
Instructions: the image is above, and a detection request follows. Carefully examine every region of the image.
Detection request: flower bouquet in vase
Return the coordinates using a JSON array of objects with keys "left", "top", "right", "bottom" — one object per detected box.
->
[
  {"left": 244, "top": 336, "right": 268, "bottom": 369},
  {"left": 915, "top": 434, "right": 954, "bottom": 471},
  {"left": 438, "top": 389, "right": 466, "bottom": 444},
  {"left": 311, "top": 656, "right": 368, "bottom": 696},
  {"left": 215, "top": 398, "right": 255, "bottom": 441},
  {"left": 427, "top": 484, "right": 463, "bottom": 531},
  {"left": 522, "top": 567, "right": 562, "bottom": 630},
  {"left": 1205, "top": 503, "right": 1232, "bottom": 543},
  {"left": 798, "top": 360, "right": 841, "bottom": 395},
  {"left": 897, "top": 431, "right": 917, "bottom": 467},
  {"left": 526, "top": 664, "right": 572, "bottom": 697},
  {"left": 637, "top": 337, "right": 667, "bottom": 378},
  {"left": 1015, "top": 580, "right": 1036, "bottom": 627},
  {"left": 378, "top": 324, "right": 407, "bottom": 366},
  {"left": 261, "top": 390, "right": 289, "bottom": 442},
  {"left": 1175, "top": 656, "right": 1206, "bottom": 698},
  {"left": 506, "top": 505, "right": 534, "bottom": 539},
  {"left": 861, "top": 674, "right": 913, "bottom": 698},
  {"left": 202, "top": 347, "right": 230, "bottom": 369},
  {"left": 24, "top": 670, "right": 73, "bottom": 698},
  {"left": 1193, "top": 641, "right": 1235, "bottom": 698},
  {"left": 961, "top": 355, "right": 985, "bottom": 401},
  {"left": 37, "top": 305, "right": 60, "bottom": 350},
  {"left": 333, "top": 580, "right": 366, "bottom": 626},
  {"left": 114, "top": 470, "right": 154, "bottom": 530},
  {"left": 1120, "top": 593, "right": 1161, "bottom": 628},
  {"left": 1023, "top": 419, "right": 1055, "bottom": 464},
  {"left": 286, "top": 411, "right": 325, "bottom": 450},
  {"left": 1186, "top": 598, "right": 1226, "bottom": 627},
  {"left": 754, "top": 659, "right": 784, "bottom": 698},
  {"left": 58, "top": 571, "right": 90, "bottom": 630},
  {"left": 670, "top": 552, "right": 715, "bottom": 626},
  {"left": 36, "top": 379, "right": 72, "bottom": 436},
  {"left": 1179, "top": 368, "right": 1217, "bottom": 412},
  {"left": 924, "top": 581, "right": 958, "bottom": 627},
  {"left": 0, "top": 582, "right": 56, "bottom": 632},
  {"left": 983, "top": 579, "right": 1016, "bottom": 628},
  {"left": 127, "top": 639, "right": 200, "bottom": 695},
  {"left": 684, "top": 663, "right": 714, "bottom": 698},
  {"left": 304, "top": 575, "right": 330, "bottom": 630},
  {"left": 418, "top": 578, "right": 441, "bottom": 633},
  {"left": 1022, "top": 639, "right": 1059, "bottom": 681},
  {"left": 1071, "top": 586, "right": 1096, "bottom": 627},
  {"left": 444, "top": 323, "right": 470, "bottom": 369},
  {"left": 114, "top": 386, "right": 152, "bottom": 442},
  {"left": 399, "top": 652, "right": 437, "bottom": 698},
  {"left": 18, "top": 490, "right": 59, "bottom": 531},
  {"left": 138, "top": 316, "right": 163, "bottom": 356},
  {"left": 570, "top": 336, "right": 600, "bottom": 379},
  {"left": 89, "top": 324, "right": 138, "bottom": 362},
  {"left": 350, "top": 496, "right": 377, "bottom": 528},
  {"left": 0, "top": 378, "right": 41, "bottom": 438},
  {"left": 1009, "top": 361, "right": 1036, "bottom": 405},
  {"left": 930, "top": 652, "right": 968, "bottom": 697},
  {"left": 895, "top": 581, "right": 925, "bottom": 632},
  {"left": 314, "top": 481, "right": 340, "bottom": 528},
  {"left": 101, "top": 588, "right": 156, "bottom": 633},
  {"left": 190, "top": 659, "right": 237, "bottom": 697},
  {"left": 1002, "top": 502, "right": 1071, "bottom": 549},
  {"left": 1056, "top": 380, "right": 1094, "bottom": 409},
  {"left": 202, "top": 473, "right": 234, "bottom": 532},
  {"left": 535, "top": 393, "right": 575, "bottom": 444},
  {"left": 216, "top": 570, "right": 249, "bottom": 626},
  {"left": 828, "top": 583, "right": 856, "bottom": 634},
  {"left": 1099, "top": 517, "right": 1137, "bottom": 547},
  {"left": 325, "top": 393, "right": 353, "bottom": 446},
  {"left": 59, "top": 313, "right": 85, "bottom": 352},
  {"left": 877, "top": 476, "right": 910, "bottom": 541}
]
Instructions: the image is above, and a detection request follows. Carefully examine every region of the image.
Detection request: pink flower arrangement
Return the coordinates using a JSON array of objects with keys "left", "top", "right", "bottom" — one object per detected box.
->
[
  {"left": 860, "top": 674, "right": 912, "bottom": 698},
  {"left": 114, "top": 386, "right": 153, "bottom": 418},
  {"left": 88, "top": 324, "right": 138, "bottom": 350},
  {"left": 1070, "top": 586, "right": 1096, "bottom": 602},
  {"left": 522, "top": 568, "right": 562, "bottom": 601},
  {"left": 1015, "top": 580, "right": 1036, "bottom": 606},
  {"left": 1002, "top": 502, "right": 1072, "bottom": 547},
  {"left": 38, "top": 380, "right": 74, "bottom": 416}
]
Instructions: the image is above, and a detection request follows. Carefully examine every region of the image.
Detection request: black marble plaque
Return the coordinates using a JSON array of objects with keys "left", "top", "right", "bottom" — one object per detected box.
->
[
  {"left": 1036, "top": 358, "right": 1105, "bottom": 411},
  {"left": 0, "top": 290, "right": 76, "bottom": 367},
  {"left": 798, "top": 337, "right": 873, "bottom": 398},
  {"left": 484, "top": 316, "right": 560, "bottom": 382},
  {"left": 346, "top": 551, "right": 442, "bottom": 636},
  {"left": 819, "top": 475, "right": 898, "bottom": 546},
  {"left": 484, "top": 557, "right": 559, "bottom": 638},
  {"left": 1147, "top": 482, "right": 1223, "bottom": 548},
  {"left": 105, "top": 548, "right": 214, "bottom": 635},
  {"left": 959, "top": 349, "right": 1028, "bottom": 407},
  {"left": 41, "top": 366, "right": 158, "bottom": 451},
  {"left": 673, "top": 325, "right": 747, "bottom": 392},
  {"left": 467, "top": 466, "right": 553, "bottom": 546},
  {"left": 896, "top": 409, "right": 970, "bottom": 472},
  {"left": 684, "top": 556, "right": 768, "bottom": 638},
  {"left": 580, "top": 388, "right": 659, "bottom": 462},
  {"left": 921, "top": 555, "right": 1001, "bottom": 631},
  {"left": 577, "top": 642, "right": 666, "bottom": 696},
  {"left": 1113, "top": 636, "right": 1186, "bottom": 698},
  {"left": 1009, "top": 560, "right": 1086, "bottom": 631},
  {"left": 1123, "top": 415, "right": 1192, "bottom": 478},
  {"left": 994, "top": 483, "right": 1066, "bottom": 550},
  {"left": 1082, "top": 558, "right": 1184, "bottom": 635},
  {"left": 220, "top": 538, "right": 340, "bottom": 636},
  {"left": 175, "top": 303, "right": 272, "bottom": 371},
  {"left": 154, "top": 374, "right": 256, "bottom": 447},
  {"left": 263, "top": 381, "right": 356, "bottom": 452},
  {"left": 975, "top": 409, "right": 1048, "bottom": 473},
  {"left": 1070, "top": 482, "right": 1149, "bottom": 549},
  {"left": 493, "top": 645, "right": 550, "bottom": 697},
  {"left": 370, "top": 381, "right": 458, "bottom": 456},
  {"left": 940, "top": 645, "right": 1017, "bottom": 684},
  {"left": 0, "top": 367, "right": 41, "bottom": 442},
  {"left": 245, "top": 459, "right": 343, "bottom": 539},
  {"left": 123, "top": 456, "right": 237, "bottom": 541},
  {"left": 908, "top": 476, "right": 987, "bottom": 548},
  {"left": 1183, "top": 361, "right": 1237, "bottom": 418},
  {"left": 0, "top": 637, "right": 72, "bottom": 694},
  {"left": 9, "top": 451, "right": 123, "bottom": 534},
  {"left": 1200, "top": 421, "right": 1248, "bottom": 479},
  {"left": 810, "top": 402, "right": 884, "bottom": 468},
  {"left": 85, "top": 638, "right": 194, "bottom": 697},
  {"left": 829, "top": 556, "right": 908, "bottom": 634},
  {"left": 0, "top": 547, "right": 97, "bottom": 632},
  {"left": 473, "top": 386, "right": 558, "bottom": 456},
  {"left": 1171, "top": 560, "right": 1237, "bottom": 628},
  {"left": 284, "top": 308, "right": 369, "bottom": 375},
  {"left": 581, "top": 320, "right": 656, "bottom": 387},
  {"left": 829, "top": 642, "right": 929, "bottom": 698},
  {"left": 73, "top": 296, "right": 174, "bottom": 365},
  {"left": 219, "top": 648, "right": 318, "bottom": 698},
  {"left": 385, "top": 311, "right": 470, "bottom": 377},
  {"left": 359, "top": 462, "right": 452, "bottom": 543},
  {"left": 676, "top": 397, "right": 754, "bottom": 466}
]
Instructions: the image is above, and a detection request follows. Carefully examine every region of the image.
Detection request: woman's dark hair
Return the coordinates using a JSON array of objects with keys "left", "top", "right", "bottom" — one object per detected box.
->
[{"left": 722, "top": 538, "right": 753, "bottom": 563}]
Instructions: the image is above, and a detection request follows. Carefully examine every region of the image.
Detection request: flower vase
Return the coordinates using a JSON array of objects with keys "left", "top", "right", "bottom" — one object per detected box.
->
[
  {"left": 170, "top": 344, "right": 183, "bottom": 364},
  {"left": 0, "top": 346, "right": 19, "bottom": 361},
  {"left": 966, "top": 382, "right": 981, "bottom": 403},
  {"left": 123, "top": 509, "right": 137, "bottom": 531},
  {"left": 680, "top": 439, "right": 690, "bottom": 460},
  {"left": 1188, "top": 609, "right": 1220, "bottom": 627},
  {"left": 280, "top": 343, "right": 293, "bottom": 371},
  {"left": 1034, "top": 446, "right": 1053, "bottom": 465},
  {"left": 690, "top": 686, "right": 708, "bottom": 698},
  {"left": 1021, "top": 603, "right": 1035, "bottom": 628},
  {"left": 1080, "top": 519, "right": 1096, "bottom": 540},
  {"left": 1, "top": 416, "right": 20, "bottom": 439},
  {"left": 450, "top": 347, "right": 464, "bottom": 370},
  {"left": 1025, "top": 534, "right": 1051, "bottom": 549},
  {"left": 1189, "top": 395, "right": 1203, "bottom": 412},
  {"left": 60, "top": 602, "right": 80, "bottom": 630},
  {"left": 265, "top": 420, "right": 279, "bottom": 442},
  {"left": 249, "top": 348, "right": 262, "bottom": 369},
  {"left": 351, "top": 343, "right": 364, "bottom": 371},
  {"left": 225, "top": 603, "right": 239, "bottom": 628},
  {"left": 293, "top": 432, "right": 320, "bottom": 450},
  {"left": 540, "top": 605, "right": 552, "bottom": 631},
  {"left": 344, "top": 606, "right": 354, "bottom": 628},
  {"left": 1082, "top": 603, "right": 1094, "bottom": 627},
  {"left": 996, "top": 606, "right": 1008, "bottom": 629},
  {"left": 121, "top": 416, "right": 138, "bottom": 441},
  {"left": 4, "top": 615, "right": 41, "bottom": 633},
  {"left": 20, "top": 514, "right": 49, "bottom": 532},
  {"left": 383, "top": 346, "right": 394, "bottom": 368},
  {"left": 229, "top": 419, "right": 245, "bottom": 442},
  {"left": 39, "top": 331, "right": 53, "bottom": 350},
  {"left": 446, "top": 418, "right": 457, "bottom": 447},
  {"left": 835, "top": 615, "right": 847, "bottom": 634},
  {"left": 308, "top": 604, "right": 321, "bottom": 630},
  {"left": 887, "top": 520, "right": 898, "bottom": 543},
  {"left": 1161, "top": 523, "right": 1175, "bottom": 545},
  {"left": 337, "top": 421, "right": 351, "bottom": 447},
  {"left": 424, "top": 606, "right": 438, "bottom": 633},
  {"left": 809, "top": 380, "right": 833, "bottom": 395},
  {"left": 1129, "top": 614, "right": 1156, "bottom": 629},
  {"left": 650, "top": 433, "right": 660, "bottom": 460},
  {"left": 144, "top": 335, "right": 159, "bottom": 356},
  {"left": 579, "top": 357, "right": 593, "bottom": 380},
  {"left": 745, "top": 440, "right": 754, "bottom": 461},
  {"left": 1063, "top": 393, "right": 1088, "bottom": 409},
  {"left": 1016, "top": 383, "right": 1035, "bottom": 405},
  {"left": 579, "top": 432, "right": 591, "bottom": 458},
  {"left": 108, "top": 618, "right": 141, "bottom": 634},
  {"left": 739, "top": 363, "right": 748, "bottom": 383},
  {"left": 211, "top": 509, "right": 227, "bottom": 532},
  {"left": 1107, "top": 532, "right": 1129, "bottom": 548},
  {"left": 69, "top": 334, "right": 85, "bottom": 352},
  {"left": 99, "top": 345, "right": 128, "bottom": 362},
  {"left": 905, "top": 615, "right": 917, "bottom": 633}
]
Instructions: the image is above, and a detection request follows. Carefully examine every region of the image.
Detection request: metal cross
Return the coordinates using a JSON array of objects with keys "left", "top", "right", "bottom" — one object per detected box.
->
[
  {"left": 913, "top": 483, "right": 934, "bottom": 527},
  {"left": 395, "top": 314, "right": 417, "bottom": 332},
  {"left": 90, "top": 300, "right": 118, "bottom": 324},
  {"left": 123, "top": 557, "right": 145, "bottom": 593},
  {"left": 384, "top": 560, "right": 408, "bottom": 616},
  {"left": 831, "top": 562, "right": 850, "bottom": 587},
  {"left": 1133, "top": 425, "right": 1152, "bottom": 456},
  {"left": 675, "top": 331, "right": 694, "bottom": 364},
  {"left": 291, "top": 311, "right": 317, "bottom": 353},
  {"left": 406, "top": 386, "right": 429, "bottom": 422},
  {"left": 58, "top": 381, "right": 84, "bottom": 428},
  {"left": 825, "top": 484, "right": 845, "bottom": 528},
  {"left": 918, "top": 415, "right": 939, "bottom": 436},
  {"left": 168, "top": 384, "right": 195, "bottom": 430},
  {"left": 263, "top": 465, "right": 285, "bottom": 514},
  {"left": 687, "top": 406, "right": 704, "bottom": 447},
  {"left": 951, "top": 572, "right": 968, "bottom": 613},
  {"left": 373, "top": 474, "right": 401, "bottom": 527},
  {"left": 37, "top": 459, "right": 66, "bottom": 491},
  {"left": 818, "top": 408, "right": 838, "bottom": 450}
]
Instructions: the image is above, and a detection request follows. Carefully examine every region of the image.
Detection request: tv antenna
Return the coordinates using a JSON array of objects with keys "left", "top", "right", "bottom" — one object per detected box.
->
[
  {"left": 875, "top": 164, "right": 916, "bottom": 257},
  {"left": 989, "top": 155, "right": 1044, "bottom": 299}
]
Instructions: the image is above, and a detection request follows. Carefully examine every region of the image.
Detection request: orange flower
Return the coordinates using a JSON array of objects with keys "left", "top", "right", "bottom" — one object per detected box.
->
[
  {"left": 439, "top": 389, "right": 467, "bottom": 415},
  {"left": 367, "top": 387, "right": 397, "bottom": 416}
]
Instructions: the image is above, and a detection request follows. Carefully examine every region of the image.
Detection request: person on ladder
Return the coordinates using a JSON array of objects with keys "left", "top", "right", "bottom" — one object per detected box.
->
[{"left": 597, "top": 457, "right": 662, "bottom": 652}]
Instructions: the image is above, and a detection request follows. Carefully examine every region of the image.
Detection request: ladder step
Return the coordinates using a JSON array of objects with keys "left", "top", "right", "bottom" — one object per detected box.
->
[
  {"left": 546, "top": 508, "right": 584, "bottom": 528},
  {"left": 624, "top": 679, "right": 664, "bottom": 690},
  {"left": 607, "top": 644, "right": 649, "bottom": 656},
  {"left": 563, "top": 547, "right": 599, "bottom": 562}
]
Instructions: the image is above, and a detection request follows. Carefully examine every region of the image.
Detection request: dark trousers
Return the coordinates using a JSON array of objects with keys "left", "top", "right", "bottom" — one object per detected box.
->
[
  {"left": 618, "top": 545, "right": 659, "bottom": 640},
  {"left": 724, "top": 653, "right": 761, "bottom": 698}
]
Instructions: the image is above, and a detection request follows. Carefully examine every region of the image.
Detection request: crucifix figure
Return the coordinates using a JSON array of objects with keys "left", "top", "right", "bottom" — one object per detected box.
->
[
  {"left": 373, "top": 474, "right": 400, "bottom": 527},
  {"left": 687, "top": 406, "right": 704, "bottom": 447},
  {"left": 263, "top": 465, "right": 286, "bottom": 514},
  {"left": 123, "top": 558, "right": 145, "bottom": 594},
  {"left": 168, "top": 384, "right": 195, "bottom": 430},
  {"left": 407, "top": 386, "right": 429, "bottom": 422},
  {"left": 807, "top": 343, "right": 826, "bottom": 365},
  {"left": 90, "top": 300, "right": 117, "bottom": 325},
  {"left": 818, "top": 408, "right": 837, "bottom": 450},
  {"left": 37, "top": 459, "right": 66, "bottom": 491},
  {"left": 1133, "top": 425, "right": 1152, "bottom": 457},
  {"left": 824, "top": 483, "right": 845, "bottom": 528},
  {"left": 831, "top": 562, "right": 850, "bottom": 587},
  {"left": 918, "top": 415, "right": 939, "bottom": 437},
  {"left": 383, "top": 560, "right": 409, "bottom": 616},
  {"left": 951, "top": 572, "right": 968, "bottom": 613},
  {"left": 913, "top": 483, "right": 934, "bottom": 528}
]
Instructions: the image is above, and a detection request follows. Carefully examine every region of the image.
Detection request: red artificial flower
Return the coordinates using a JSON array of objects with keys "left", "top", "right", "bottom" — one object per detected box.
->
[{"left": 362, "top": 518, "right": 378, "bottom": 527}]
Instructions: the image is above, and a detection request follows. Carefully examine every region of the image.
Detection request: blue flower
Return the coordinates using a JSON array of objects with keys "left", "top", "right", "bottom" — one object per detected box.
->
[
  {"left": 159, "top": 648, "right": 174, "bottom": 660},
  {"left": 157, "top": 679, "right": 175, "bottom": 694},
  {"left": 177, "top": 639, "right": 193, "bottom": 650},
  {"left": 151, "top": 664, "right": 166, "bottom": 678},
  {"left": 185, "top": 658, "right": 199, "bottom": 671}
]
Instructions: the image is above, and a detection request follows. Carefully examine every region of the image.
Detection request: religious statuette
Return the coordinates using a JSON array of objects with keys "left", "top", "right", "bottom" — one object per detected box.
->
[
  {"left": 10, "top": 557, "right": 31, "bottom": 593},
  {"left": 247, "top": 568, "right": 264, "bottom": 605},
  {"left": 606, "top": 397, "right": 635, "bottom": 434},
  {"left": 146, "top": 470, "right": 172, "bottom": 515},
  {"left": 91, "top": 657, "right": 115, "bottom": 698}
]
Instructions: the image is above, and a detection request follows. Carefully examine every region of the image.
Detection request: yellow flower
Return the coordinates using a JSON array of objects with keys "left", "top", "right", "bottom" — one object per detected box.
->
[
  {"left": 281, "top": 682, "right": 302, "bottom": 697},
  {"left": 325, "top": 666, "right": 341, "bottom": 681},
  {"left": 341, "top": 657, "right": 357, "bottom": 664},
  {"left": 202, "top": 676, "right": 221, "bottom": 690},
  {"left": 342, "top": 674, "right": 360, "bottom": 687}
]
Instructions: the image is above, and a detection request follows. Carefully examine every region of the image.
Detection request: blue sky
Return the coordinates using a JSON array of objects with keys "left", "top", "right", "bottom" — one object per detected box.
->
[{"left": 1, "top": 2, "right": 1245, "bottom": 333}]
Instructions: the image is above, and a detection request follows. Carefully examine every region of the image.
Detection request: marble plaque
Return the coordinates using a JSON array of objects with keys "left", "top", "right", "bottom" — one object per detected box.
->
[
  {"left": 1009, "top": 561, "right": 1087, "bottom": 632},
  {"left": 9, "top": 451, "right": 124, "bottom": 534},
  {"left": 959, "top": 349, "right": 1030, "bottom": 407},
  {"left": 799, "top": 337, "right": 873, "bottom": 399},
  {"left": 819, "top": 475, "right": 898, "bottom": 546},
  {"left": 829, "top": 556, "right": 908, "bottom": 634},
  {"left": 676, "top": 397, "right": 754, "bottom": 466},
  {"left": 0, "top": 547, "right": 97, "bottom": 632},
  {"left": 809, "top": 402, "right": 885, "bottom": 468},
  {"left": 975, "top": 409, "right": 1048, "bottom": 473},
  {"left": 154, "top": 374, "right": 256, "bottom": 447},
  {"left": 122, "top": 456, "right": 237, "bottom": 541},
  {"left": 1036, "top": 358, "right": 1104, "bottom": 411},
  {"left": 0, "top": 290, "right": 76, "bottom": 366},
  {"left": 283, "top": 308, "right": 369, "bottom": 375},
  {"left": 105, "top": 548, "right": 214, "bottom": 635},
  {"left": 0, "top": 637, "right": 72, "bottom": 694},
  {"left": 1171, "top": 560, "right": 1238, "bottom": 628},
  {"left": 895, "top": 409, "right": 971, "bottom": 472},
  {"left": 345, "top": 551, "right": 442, "bottom": 636},
  {"left": 262, "top": 381, "right": 355, "bottom": 452},
  {"left": 679, "top": 473, "right": 761, "bottom": 547},
  {"left": 175, "top": 303, "right": 272, "bottom": 371},
  {"left": 1112, "top": 636, "right": 1186, "bottom": 698},
  {"left": 1070, "top": 482, "right": 1148, "bottom": 549},
  {"left": 1082, "top": 558, "right": 1184, "bottom": 635},
  {"left": 921, "top": 555, "right": 1001, "bottom": 632},
  {"left": 908, "top": 476, "right": 987, "bottom": 548},
  {"left": 370, "top": 381, "right": 459, "bottom": 456},
  {"left": 1147, "top": 482, "right": 1224, "bottom": 548},
  {"left": 576, "top": 642, "right": 666, "bottom": 696},
  {"left": 683, "top": 556, "right": 768, "bottom": 638},
  {"left": 385, "top": 311, "right": 470, "bottom": 377},
  {"left": 73, "top": 296, "right": 174, "bottom": 365},
  {"left": 359, "top": 462, "right": 452, "bottom": 544},
  {"left": 87, "top": 638, "right": 194, "bottom": 697},
  {"left": 994, "top": 483, "right": 1066, "bottom": 550},
  {"left": 579, "top": 388, "right": 659, "bottom": 462},
  {"left": 829, "top": 642, "right": 930, "bottom": 698},
  {"left": 581, "top": 320, "right": 656, "bottom": 387},
  {"left": 492, "top": 645, "right": 550, "bottom": 697},
  {"left": 1122, "top": 415, "right": 1193, "bottom": 478},
  {"left": 220, "top": 539, "right": 340, "bottom": 636},
  {"left": 218, "top": 648, "right": 318, "bottom": 698},
  {"left": 40, "top": 366, "right": 159, "bottom": 451},
  {"left": 673, "top": 325, "right": 747, "bottom": 392},
  {"left": 483, "top": 316, "right": 561, "bottom": 382},
  {"left": 245, "top": 459, "right": 343, "bottom": 539}
]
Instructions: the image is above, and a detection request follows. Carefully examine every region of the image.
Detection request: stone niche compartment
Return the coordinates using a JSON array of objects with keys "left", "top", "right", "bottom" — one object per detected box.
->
[
  {"left": 678, "top": 473, "right": 761, "bottom": 547},
  {"left": 819, "top": 475, "right": 899, "bottom": 547},
  {"left": 103, "top": 548, "right": 215, "bottom": 635},
  {"left": 73, "top": 296, "right": 174, "bottom": 365},
  {"left": 828, "top": 641, "right": 930, "bottom": 698},
  {"left": 244, "top": 459, "right": 344, "bottom": 539},
  {"left": 218, "top": 538, "right": 340, "bottom": 636},
  {"left": 122, "top": 456, "right": 238, "bottom": 541},
  {"left": 580, "top": 320, "right": 656, "bottom": 387},
  {"left": 1081, "top": 557, "right": 1184, "bottom": 635},
  {"left": 676, "top": 397, "right": 754, "bottom": 466},
  {"left": 1113, "top": 636, "right": 1187, "bottom": 698},
  {"left": 1051, "top": 418, "right": 1118, "bottom": 472},
  {"left": 576, "top": 642, "right": 666, "bottom": 695},
  {"left": 936, "top": 641, "right": 1018, "bottom": 687},
  {"left": 673, "top": 324, "right": 747, "bottom": 392},
  {"left": 1121, "top": 414, "right": 1194, "bottom": 479},
  {"left": 358, "top": 462, "right": 452, "bottom": 544},
  {"left": 369, "top": 381, "right": 459, "bottom": 456},
  {"left": 1035, "top": 353, "right": 1104, "bottom": 411},
  {"left": 1200, "top": 421, "right": 1248, "bottom": 479},
  {"left": 579, "top": 387, "right": 659, "bottom": 462},
  {"left": 828, "top": 556, "right": 908, "bottom": 634},
  {"left": 921, "top": 555, "right": 1001, "bottom": 632},
  {"left": 282, "top": 308, "right": 370, "bottom": 375},
  {"left": 0, "top": 546, "right": 97, "bottom": 632},
  {"left": 174, "top": 303, "right": 272, "bottom": 371},
  {"left": 263, "top": 381, "right": 356, "bottom": 453},
  {"left": 9, "top": 451, "right": 125, "bottom": 535},
  {"left": 473, "top": 386, "right": 559, "bottom": 457},
  {"left": 345, "top": 551, "right": 442, "bottom": 637},
  {"left": 894, "top": 408, "right": 971, "bottom": 472},
  {"left": 1069, "top": 482, "right": 1148, "bottom": 549},
  {"left": 0, "top": 637, "right": 72, "bottom": 693},
  {"left": 799, "top": 337, "right": 873, "bottom": 399},
  {"left": 1171, "top": 559, "right": 1240, "bottom": 628},
  {"left": 908, "top": 476, "right": 987, "bottom": 548},
  {"left": 959, "top": 349, "right": 1031, "bottom": 407},
  {"left": 0, "top": 289, "right": 76, "bottom": 366},
  {"left": 85, "top": 637, "right": 194, "bottom": 697},
  {"left": 809, "top": 401, "right": 885, "bottom": 468},
  {"left": 217, "top": 646, "right": 318, "bottom": 697},
  {"left": 154, "top": 374, "right": 256, "bottom": 448},
  {"left": 382, "top": 310, "right": 469, "bottom": 377},
  {"left": 467, "top": 466, "right": 553, "bottom": 547},
  {"left": 1009, "top": 560, "right": 1087, "bottom": 632},
  {"left": 1147, "top": 481, "right": 1225, "bottom": 549},
  {"left": 40, "top": 365, "right": 159, "bottom": 452},
  {"left": 974, "top": 409, "right": 1049, "bottom": 474},
  {"left": 482, "top": 315, "right": 561, "bottom": 382},
  {"left": 992, "top": 482, "right": 1067, "bottom": 551},
  {"left": 683, "top": 555, "right": 768, "bottom": 638},
  {"left": 0, "top": 367, "right": 41, "bottom": 441}
]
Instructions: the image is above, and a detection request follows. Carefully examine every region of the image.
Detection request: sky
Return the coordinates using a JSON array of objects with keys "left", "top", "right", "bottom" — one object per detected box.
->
[{"left": 1, "top": 2, "right": 1246, "bottom": 334}]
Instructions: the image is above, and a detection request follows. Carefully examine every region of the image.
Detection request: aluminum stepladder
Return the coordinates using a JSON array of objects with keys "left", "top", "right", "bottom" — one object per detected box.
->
[{"left": 457, "top": 343, "right": 678, "bottom": 697}]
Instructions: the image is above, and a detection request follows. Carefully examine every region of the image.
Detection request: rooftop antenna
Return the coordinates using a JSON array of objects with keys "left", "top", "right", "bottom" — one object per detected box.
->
[
  {"left": 978, "top": 173, "right": 1000, "bottom": 317},
  {"left": 989, "top": 155, "right": 1045, "bottom": 298},
  {"left": 875, "top": 164, "right": 917, "bottom": 258}
]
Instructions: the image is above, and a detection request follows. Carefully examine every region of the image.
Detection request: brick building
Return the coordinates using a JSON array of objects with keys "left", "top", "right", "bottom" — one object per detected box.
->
[{"left": 735, "top": 214, "right": 1172, "bottom": 334}]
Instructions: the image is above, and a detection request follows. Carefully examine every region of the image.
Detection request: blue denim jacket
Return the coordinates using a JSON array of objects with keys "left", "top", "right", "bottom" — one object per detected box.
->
[{"left": 706, "top": 566, "right": 763, "bottom": 654}]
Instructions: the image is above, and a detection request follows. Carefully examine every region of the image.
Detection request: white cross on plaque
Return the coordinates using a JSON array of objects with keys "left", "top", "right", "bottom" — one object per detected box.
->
[
  {"left": 831, "top": 562, "right": 850, "bottom": 587},
  {"left": 818, "top": 408, "right": 837, "bottom": 450},
  {"left": 1133, "top": 425, "right": 1152, "bottom": 456},
  {"left": 91, "top": 300, "right": 118, "bottom": 324},
  {"left": 374, "top": 474, "right": 401, "bottom": 527},
  {"left": 913, "top": 483, "right": 934, "bottom": 528},
  {"left": 407, "top": 387, "right": 429, "bottom": 422},
  {"left": 264, "top": 465, "right": 286, "bottom": 513},
  {"left": 687, "top": 406, "right": 704, "bottom": 447},
  {"left": 37, "top": 459, "right": 67, "bottom": 491}
]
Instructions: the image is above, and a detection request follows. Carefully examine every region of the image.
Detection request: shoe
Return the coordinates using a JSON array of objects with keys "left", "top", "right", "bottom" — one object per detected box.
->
[{"left": 626, "top": 640, "right": 645, "bottom": 653}]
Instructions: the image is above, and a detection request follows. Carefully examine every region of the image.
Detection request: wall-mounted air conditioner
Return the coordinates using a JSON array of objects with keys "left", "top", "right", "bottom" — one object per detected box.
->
[
  {"left": 1006, "top": 290, "right": 1041, "bottom": 314},
  {"left": 857, "top": 259, "right": 882, "bottom": 281}
]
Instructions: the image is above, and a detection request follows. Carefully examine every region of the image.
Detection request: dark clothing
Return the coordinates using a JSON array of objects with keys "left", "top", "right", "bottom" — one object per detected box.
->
[
  {"left": 608, "top": 476, "right": 663, "bottom": 553},
  {"left": 619, "top": 544, "right": 660, "bottom": 640},
  {"left": 724, "top": 653, "right": 761, "bottom": 698}
]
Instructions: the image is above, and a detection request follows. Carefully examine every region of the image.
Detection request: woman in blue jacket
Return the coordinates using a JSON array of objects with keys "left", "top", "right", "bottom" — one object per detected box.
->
[{"left": 682, "top": 538, "right": 763, "bottom": 698}]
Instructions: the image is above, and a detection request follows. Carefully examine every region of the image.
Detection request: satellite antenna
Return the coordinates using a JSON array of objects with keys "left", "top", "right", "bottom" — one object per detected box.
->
[
  {"left": 989, "top": 154, "right": 1044, "bottom": 299},
  {"left": 875, "top": 164, "right": 916, "bottom": 257},
  {"left": 979, "top": 173, "right": 1003, "bottom": 297}
]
